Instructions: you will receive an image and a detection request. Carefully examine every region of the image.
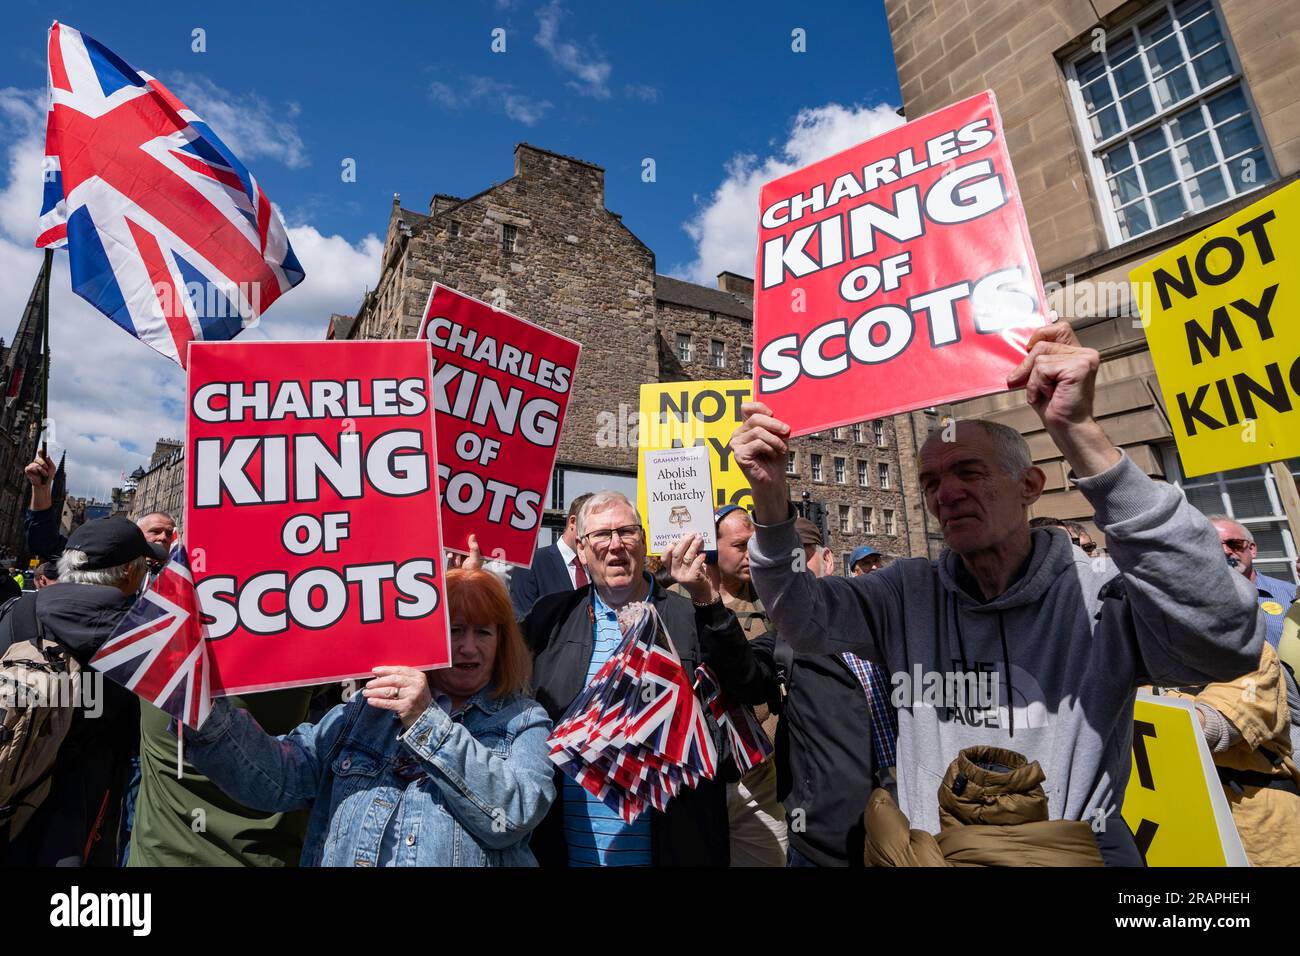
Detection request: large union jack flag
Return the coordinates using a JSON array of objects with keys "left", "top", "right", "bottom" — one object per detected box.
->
[
  {"left": 37, "top": 21, "right": 305, "bottom": 367},
  {"left": 90, "top": 544, "right": 212, "bottom": 729}
]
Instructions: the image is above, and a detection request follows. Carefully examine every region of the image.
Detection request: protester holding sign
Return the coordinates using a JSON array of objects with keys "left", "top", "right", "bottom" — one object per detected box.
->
[
  {"left": 519, "top": 491, "right": 775, "bottom": 866},
  {"left": 732, "top": 321, "right": 1263, "bottom": 862},
  {"left": 1149, "top": 643, "right": 1300, "bottom": 867},
  {"left": 180, "top": 567, "right": 555, "bottom": 867}
]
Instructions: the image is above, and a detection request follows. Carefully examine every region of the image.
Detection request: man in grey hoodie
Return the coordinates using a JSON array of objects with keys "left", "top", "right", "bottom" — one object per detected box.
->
[{"left": 731, "top": 323, "right": 1262, "bottom": 853}]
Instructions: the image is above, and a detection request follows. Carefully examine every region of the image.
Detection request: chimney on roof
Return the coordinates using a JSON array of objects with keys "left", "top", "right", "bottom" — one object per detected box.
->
[
  {"left": 717, "top": 271, "right": 754, "bottom": 298},
  {"left": 513, "top": 143, "right": 604, "bottom": 206}
]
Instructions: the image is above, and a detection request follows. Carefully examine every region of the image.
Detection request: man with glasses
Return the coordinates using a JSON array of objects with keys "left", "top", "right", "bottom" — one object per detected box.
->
[
  {"left": 521, "top": 490, "right": 772, "bottom": 867},
  {"left": 1210, "top": 515, "right": 1296, "bottom": 650},
  {"left": 1027, "top": 516, "right": 1098, "bottom": 556}
]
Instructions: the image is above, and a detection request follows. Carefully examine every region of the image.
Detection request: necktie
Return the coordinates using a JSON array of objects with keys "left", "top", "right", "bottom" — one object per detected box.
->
[{"left": 572, "top": 556, "right": 588, "bottom": 587}]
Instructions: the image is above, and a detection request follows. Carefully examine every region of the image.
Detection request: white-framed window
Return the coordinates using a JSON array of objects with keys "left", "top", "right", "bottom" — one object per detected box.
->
[
  {"left": 857, "top": 460, "right": 869, "bottom": 487},
  {"left": 832, "top": 427, "right": 846, "bottom": 441},
  {"left": 502, "top": 223, "right": 518, "bottom": 253},
  {"left": 742, "top": 346, "right": 753, "bottom": 375},
  {"left": 851, "top": 423, "right": 864, "bottom": 443},
  {"left": 884, "top": 509, "right": 895, "bottom": 536},
  {"left": 834, "top": 457, "right": 846, "bottom": 484},
  {"left": 675, "top": 333, "right": 691, "bottom": 363},
  {"left": 873, "top": 420, "right": 885, "bottom": 447},
  {"left": 786, "top": 452, "right": 798, "bottom": 476},
  {"left": 710, "top": 339, "right": 726, "bottom": 369},
  {"left": 862, "top": 506, "right": 874, "bottom": 534},
  {"left": 878, "top": 463, "right": 890, "bottom": 490},
  {"left": 839, "top": 505, "right": 851, "bottom": 534},
  {"left": 1163, "top": 448, "right": 1299, "bottom": 583},
  {"left": 1065, "top": 0, "right": 1275, "bottom": 245},
  {"left": 811, "top": 454, "right": 823, "bottom": 482}
]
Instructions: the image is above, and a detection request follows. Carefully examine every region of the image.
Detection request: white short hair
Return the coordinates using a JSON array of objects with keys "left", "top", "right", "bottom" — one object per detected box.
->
[
  {"left": 925, "top": 418, "right": 1033, "bottom": 478},
  {"left": 57, "top": 549, "right": 146, "bottom": 588},
  {"left": 576, "top": 491, "right": 642, "bottom": 538}
]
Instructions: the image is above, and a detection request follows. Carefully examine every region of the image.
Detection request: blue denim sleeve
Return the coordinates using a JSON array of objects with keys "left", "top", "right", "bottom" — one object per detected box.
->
[
  {"left": 400, "top": 699, "right": 556, "bottom": 849},
  {"left": 183, "top": 696, "right": 352, "bottom": 813}
]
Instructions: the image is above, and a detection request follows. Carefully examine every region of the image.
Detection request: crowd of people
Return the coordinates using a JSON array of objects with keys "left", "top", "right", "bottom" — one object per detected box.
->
[{"left": 2, "top": 323, "right": 1299, "bottom": 867}]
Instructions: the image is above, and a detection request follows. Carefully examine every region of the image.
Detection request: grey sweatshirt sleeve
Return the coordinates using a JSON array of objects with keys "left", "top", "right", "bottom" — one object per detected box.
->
[
  {"left": 1076, "top": 451, "right": 1263, "bottom": 686},
  {"left": 747, "top": 505, "right": 897, "bottom": 665}
]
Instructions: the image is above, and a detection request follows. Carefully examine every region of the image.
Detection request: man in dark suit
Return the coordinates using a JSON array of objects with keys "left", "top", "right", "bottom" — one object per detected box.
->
[{"left": 509, "top": 492, "right": 593, "bottom": 619}]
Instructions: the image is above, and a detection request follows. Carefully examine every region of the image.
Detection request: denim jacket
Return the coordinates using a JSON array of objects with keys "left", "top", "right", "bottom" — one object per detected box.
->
[{"left": 183, "top": 688, "right": 555, "bottom": 866}]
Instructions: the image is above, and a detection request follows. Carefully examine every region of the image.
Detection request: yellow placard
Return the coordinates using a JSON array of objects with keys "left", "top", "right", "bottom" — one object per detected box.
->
[
  {"left": 636, "top": 380, "right": 752, "bottom": 535},
  {"left": 1121, "top": 694, "right": 1247, "bottom": 866},
  {"left": 1129, "top": 179, "right": 1300, "bottom": 477}
]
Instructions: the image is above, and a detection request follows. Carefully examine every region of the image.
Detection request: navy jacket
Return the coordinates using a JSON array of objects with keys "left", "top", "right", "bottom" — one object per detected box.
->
[{"left": 509, "top": 543, "right": 575, "bottom": 620}]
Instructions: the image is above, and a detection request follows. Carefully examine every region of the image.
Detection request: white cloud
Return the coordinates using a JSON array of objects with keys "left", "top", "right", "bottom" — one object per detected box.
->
[
  {"left": 624, "top": 83, "right": 659, "bottom": 103},
  {"left": 170, "top": 74, "right": 309, "bottom": 170},
  {"left": 0, "top": 87, "right": 380, "bottom": 499},
  {"left": 430, "top": 76, "right": 553, "bottom": 126},
  {"left": 535, "top": 1, "right": 612, "bottom": 99},
  {"left": 677, "top": 102, "right": 904, "bottom": 285}
]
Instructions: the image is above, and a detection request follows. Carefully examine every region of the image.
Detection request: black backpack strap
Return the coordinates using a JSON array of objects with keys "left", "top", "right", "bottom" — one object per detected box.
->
[{"left": 774, "top": 637, "right": 795, "bottom": 707}]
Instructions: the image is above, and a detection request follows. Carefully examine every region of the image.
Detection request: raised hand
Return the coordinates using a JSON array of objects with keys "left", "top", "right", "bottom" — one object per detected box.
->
[
  {"left": 729, "top": 402, "right": 792, "bottom": 524},
  {"left": 1007, "top": 324, "right": 1120, "bottom": 477},
  {"left": 662, "top": 533, "right": 719, "bottom": 605},
  {"left": 363, "top": 665, "right": 433, "bottom": 729}
]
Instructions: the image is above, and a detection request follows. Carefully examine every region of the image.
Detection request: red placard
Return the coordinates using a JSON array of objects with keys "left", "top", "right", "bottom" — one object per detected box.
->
[
  {"left": 417, "top": 283, "right": 581, "bottom": 566},
  {"left": 185, "top": 340, "right": 450, "bottom": 696},
  {"left": 753, "top": 91, "right": 1049, "bottom": 435}
]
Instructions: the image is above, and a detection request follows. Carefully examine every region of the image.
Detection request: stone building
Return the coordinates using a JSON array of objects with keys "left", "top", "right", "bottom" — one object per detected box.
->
[
  {"left": 885, "top": 0, "right": 1300, "bottom": 580},
  {"left": 336, "top": 143, "right": 926, "bottom": 567},
  {"left": 126, "top": 438, "right": 185, "bottom": 534}
]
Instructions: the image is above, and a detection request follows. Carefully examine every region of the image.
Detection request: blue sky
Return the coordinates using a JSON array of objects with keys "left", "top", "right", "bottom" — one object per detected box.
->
[{"left": 0, "top": 0, "right": 904, "bottom": 496}]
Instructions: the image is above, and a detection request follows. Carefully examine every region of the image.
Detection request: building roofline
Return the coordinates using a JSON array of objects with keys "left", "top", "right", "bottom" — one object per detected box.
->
[{"left": 514, "top": 142, "right": 604, "bottom": 172}]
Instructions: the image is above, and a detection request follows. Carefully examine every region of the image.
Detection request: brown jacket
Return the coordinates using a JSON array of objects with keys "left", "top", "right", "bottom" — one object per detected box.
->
[
  {"left": 1153, "top": 641, "right": 1300, "bottom": 867},
  {"left": 864, "top": 746, "right": 1104, "bottom": 867}
]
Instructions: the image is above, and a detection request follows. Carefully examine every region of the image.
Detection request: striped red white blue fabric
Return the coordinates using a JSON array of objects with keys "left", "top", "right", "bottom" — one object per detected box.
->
[
  {"left": 90, "top": 544, "right": 212, "bottom": 729},
  {"left": 694, "top": 663, "right": 773, "bottom": 774},
  {"left": 37, "top": 21, "right": 304, "bottom": 367},
  {"left": 548, "top": 602, "right": 717, "bottom": 823}
]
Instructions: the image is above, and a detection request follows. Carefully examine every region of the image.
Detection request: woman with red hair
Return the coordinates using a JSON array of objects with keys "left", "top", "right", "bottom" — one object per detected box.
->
[{"left": 183, "top": 553, "right": 555, "bottom": 866}]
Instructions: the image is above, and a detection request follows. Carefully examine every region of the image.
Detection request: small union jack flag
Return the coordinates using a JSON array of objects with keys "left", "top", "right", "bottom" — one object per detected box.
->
[
  {"left": 548, "top": 602, "right": 717, "bottom": 823},
  {"left": 38, "top": 21, "right": 305, "bottom": 367},
  {"left": 90, "top": 544, "right": 212, "bottom": 729},
  {"left": 694, "top": 663, "right": 773, "bottom": 774}
]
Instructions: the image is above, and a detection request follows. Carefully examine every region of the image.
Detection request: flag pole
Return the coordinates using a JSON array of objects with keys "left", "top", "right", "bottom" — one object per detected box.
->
[{"left": 37, "top": 246, "right": 51, "bottom": 457}]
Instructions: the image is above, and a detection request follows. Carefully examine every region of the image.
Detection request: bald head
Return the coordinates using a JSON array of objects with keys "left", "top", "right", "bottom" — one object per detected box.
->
[
  {"left": 716, "top": 508, "right": 753, "bottom": 592},
  {"left": 1209, "top": 515, "right": 1255, "bottom": 579}
]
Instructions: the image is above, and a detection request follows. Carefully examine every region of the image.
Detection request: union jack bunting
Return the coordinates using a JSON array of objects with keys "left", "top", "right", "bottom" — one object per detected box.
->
[
  {"left": 38, "top": 21, "right": 305, "bottom": 367},
  {"left": 548, "top": 602, "right": 717, "bottom": 823},
  {"left": 694, "top": 663, "right": 773, "bottom": 774},
  {"left": 90, "top": 544, "right": 212, "bottom": 729}
]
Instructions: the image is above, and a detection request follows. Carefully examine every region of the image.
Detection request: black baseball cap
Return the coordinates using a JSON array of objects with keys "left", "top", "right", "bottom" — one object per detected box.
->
[{"left": 66, "top": 518, "right": 168, "bottom": 570}]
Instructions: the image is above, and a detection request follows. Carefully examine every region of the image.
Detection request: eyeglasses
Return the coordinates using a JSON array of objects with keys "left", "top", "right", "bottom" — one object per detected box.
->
[
  {"left": 1073, "top": 539, "right": 1097, "bottom": 555},
  {"left": 582, "top": 525, "right": 644, "bottom": 549},
  {"left": 1223, "top": 538, "right": 1252, "bottom": 553}
]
